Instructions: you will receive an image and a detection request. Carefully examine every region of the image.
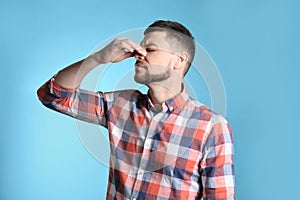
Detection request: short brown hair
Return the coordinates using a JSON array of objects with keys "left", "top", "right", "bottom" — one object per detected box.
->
[{"left": 144, "top": 20, "right": 195, "bottom": 76}]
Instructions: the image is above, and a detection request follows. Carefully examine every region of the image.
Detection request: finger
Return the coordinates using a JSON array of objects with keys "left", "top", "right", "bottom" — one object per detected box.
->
[
  {"left": 123, "top": 39, "right": 147, "bottom": 56},
  {"left": 114, "top": 37, "right": 126, "bottom": 42},
  {"left": 120, "top": 42, "right": 135, "bottom": 53},
  {"left": 112, "top": 52, "right": 134, "bottom": 63},
  {"left": 116, "top": 37, "right": 146, "bottom": 56}
]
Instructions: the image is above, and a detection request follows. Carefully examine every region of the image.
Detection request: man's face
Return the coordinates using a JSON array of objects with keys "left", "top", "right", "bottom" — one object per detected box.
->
[{"left": 134, "top": 31, "right": 178, "bottom": 85}]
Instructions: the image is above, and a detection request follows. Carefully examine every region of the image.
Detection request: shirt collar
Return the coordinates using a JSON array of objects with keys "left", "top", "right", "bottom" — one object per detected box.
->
[{"left": 146, "top": 83, "right": 189, "bottom": 112}]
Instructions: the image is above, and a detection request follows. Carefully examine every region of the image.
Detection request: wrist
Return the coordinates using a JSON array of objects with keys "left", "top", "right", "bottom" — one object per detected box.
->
[{"left": 88, "top": 52, "right": 106, "bottom": 65}]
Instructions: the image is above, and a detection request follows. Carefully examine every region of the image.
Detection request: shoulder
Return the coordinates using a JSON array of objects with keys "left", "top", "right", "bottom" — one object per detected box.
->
[
  {"left": 188, "top": 97, "right": 222, "bottom": 120},
  {"left": 188, "top": 97, "right": 231, "bottom": 130}
]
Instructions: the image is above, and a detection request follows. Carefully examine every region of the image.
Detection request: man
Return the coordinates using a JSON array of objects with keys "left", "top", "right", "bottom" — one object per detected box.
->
[{"left": 37, "top": 20, "right": 235, "bottom": 200}]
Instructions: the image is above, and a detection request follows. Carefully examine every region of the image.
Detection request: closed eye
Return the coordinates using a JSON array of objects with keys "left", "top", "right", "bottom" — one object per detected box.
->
[{"left": 146, "top": 48, "right": 156, "bottom": 52}]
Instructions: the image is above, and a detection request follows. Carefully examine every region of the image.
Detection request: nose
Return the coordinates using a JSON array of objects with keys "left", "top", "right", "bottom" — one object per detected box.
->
[{"left": 133, "top": 51, "right": 146, "bottom": 60}]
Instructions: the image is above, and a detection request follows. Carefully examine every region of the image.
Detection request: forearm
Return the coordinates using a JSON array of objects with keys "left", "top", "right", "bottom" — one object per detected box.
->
[
  {"left": 54, "top": 54, "right": 101, "bottom": 88},
  {"left": 53, "top": 37, "right": 146, "bottom": 89}
]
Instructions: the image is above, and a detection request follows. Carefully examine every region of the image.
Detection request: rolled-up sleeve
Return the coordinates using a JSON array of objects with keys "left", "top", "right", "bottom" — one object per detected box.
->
[
  {"left": 200, "top": 115, "right": 235, "bottom": 200},
  {"left": 37, "top": 76, "right": 108, "bottom": 127}
]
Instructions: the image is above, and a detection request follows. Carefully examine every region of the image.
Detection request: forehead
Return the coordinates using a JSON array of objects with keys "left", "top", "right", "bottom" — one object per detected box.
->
[{"left": 141, "top": 31, "right": 170, "bottom": 48}]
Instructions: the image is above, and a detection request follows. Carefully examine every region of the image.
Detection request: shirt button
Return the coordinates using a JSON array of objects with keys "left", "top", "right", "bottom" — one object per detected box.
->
[{"left": 145, "top": 140, "right": 151, "bottom": 148}]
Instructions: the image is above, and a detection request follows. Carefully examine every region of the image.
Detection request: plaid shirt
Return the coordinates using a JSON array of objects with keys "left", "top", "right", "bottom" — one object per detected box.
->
[{"left": 37, "top": 75, "right": 235, "bottom": 200}]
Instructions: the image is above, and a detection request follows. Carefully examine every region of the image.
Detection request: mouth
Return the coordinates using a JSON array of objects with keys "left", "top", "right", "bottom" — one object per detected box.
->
[{"left": 135, "top": 61, "right": 148, "bottom": 68}]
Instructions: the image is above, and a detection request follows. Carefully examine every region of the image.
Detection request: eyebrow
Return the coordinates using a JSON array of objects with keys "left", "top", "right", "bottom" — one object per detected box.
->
[{"left": 141, "top": 42, "right": 158, "bottom": 47}]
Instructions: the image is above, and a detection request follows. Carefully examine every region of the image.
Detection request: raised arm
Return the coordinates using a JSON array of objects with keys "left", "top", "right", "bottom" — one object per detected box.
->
[
  {"left": 53, "top": 37, "right": 147, "bottom": 89},
  {"left": 37, "top": 37, "right": 147, "bottom": 125}
]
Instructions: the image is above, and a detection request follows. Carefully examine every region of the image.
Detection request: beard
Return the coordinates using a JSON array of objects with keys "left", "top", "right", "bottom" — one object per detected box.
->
[{"left": 134, "top": 65, "right": 171, "bottom": 84}]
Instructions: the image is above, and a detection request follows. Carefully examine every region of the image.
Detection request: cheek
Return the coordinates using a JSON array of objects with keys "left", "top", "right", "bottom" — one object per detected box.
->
[{"left": 147, "top": 53, "right": 173, "bottom": 67}]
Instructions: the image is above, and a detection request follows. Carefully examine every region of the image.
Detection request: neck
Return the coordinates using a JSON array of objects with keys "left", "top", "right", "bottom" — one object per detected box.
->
[{"left": 147, "top": 80, "right": 183, "bottom": 105}]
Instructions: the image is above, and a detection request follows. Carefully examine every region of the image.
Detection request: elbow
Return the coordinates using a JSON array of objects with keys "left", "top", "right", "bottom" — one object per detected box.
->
[
  {"left": 36, "top": 82, "right": 49, "bottom": 104},
  {"left": 36, "top": 80, "right": 57, "bottom": 108},
  {"left": 36, "top": 85, "right": 44, "bottom": 103}
]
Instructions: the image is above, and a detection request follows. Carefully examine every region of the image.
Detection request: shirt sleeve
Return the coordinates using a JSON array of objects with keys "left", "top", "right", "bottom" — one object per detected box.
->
[
  {"left": 200, "top": 115, "right": 235, "bottom": 200},
  {"left": 37, "top": 75, "right": 108, "bottom": 127}
]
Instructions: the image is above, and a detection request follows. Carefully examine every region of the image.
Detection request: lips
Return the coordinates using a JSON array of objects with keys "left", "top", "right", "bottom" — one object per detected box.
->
[{"left": 135, "top": 61, "right": 148, "bottom": 68}]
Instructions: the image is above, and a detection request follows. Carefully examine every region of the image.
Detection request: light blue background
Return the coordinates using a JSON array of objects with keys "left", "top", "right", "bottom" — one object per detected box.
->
[{"left": 1, "top": 0, "right": 299, "bottom": 199}]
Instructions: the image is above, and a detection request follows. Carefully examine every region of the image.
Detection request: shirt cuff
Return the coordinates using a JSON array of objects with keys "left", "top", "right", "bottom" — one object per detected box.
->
[{"left": 49, "top": 75, "right": 78, "bottom": 98}]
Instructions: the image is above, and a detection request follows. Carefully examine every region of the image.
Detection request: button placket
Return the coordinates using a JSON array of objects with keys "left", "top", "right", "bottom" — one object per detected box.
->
[
  {"left": 144, "top": 139, "right": 151, "bottom": 148},
  {"left": 131, "top": 113, "right": 164, "bottom": 194}
]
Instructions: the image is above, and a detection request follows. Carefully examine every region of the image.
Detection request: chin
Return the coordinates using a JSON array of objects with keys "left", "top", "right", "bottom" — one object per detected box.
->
[{"left": 134, "top": 75, "right": 148, "bottom": 84}]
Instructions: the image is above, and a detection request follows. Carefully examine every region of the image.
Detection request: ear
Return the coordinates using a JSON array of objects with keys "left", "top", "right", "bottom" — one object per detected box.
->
[{"left": 174, "top": 51, "right": 189, "bottom": 70}]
